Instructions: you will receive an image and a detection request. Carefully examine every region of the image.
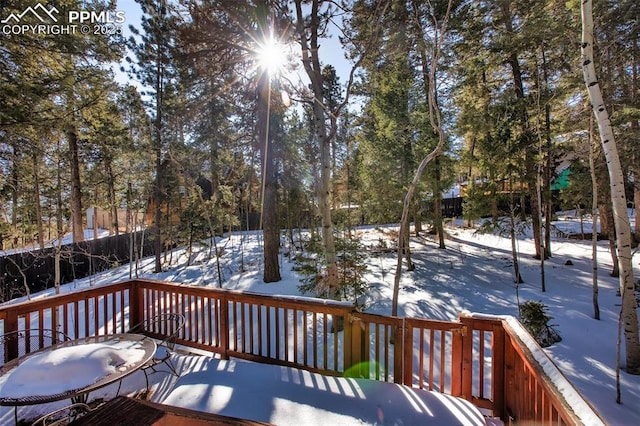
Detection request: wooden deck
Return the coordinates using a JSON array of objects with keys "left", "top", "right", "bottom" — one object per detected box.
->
[
  {"left": 0, "top": 279, "right": 605, "bottom": 425},
  {"left": 70, "top": 396, "right": 272, "bottom": 425}
]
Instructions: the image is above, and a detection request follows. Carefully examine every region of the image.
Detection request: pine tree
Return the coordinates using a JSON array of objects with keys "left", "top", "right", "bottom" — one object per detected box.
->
[{"left": 128, "top": 0, "right": 178, "bottom": 272}]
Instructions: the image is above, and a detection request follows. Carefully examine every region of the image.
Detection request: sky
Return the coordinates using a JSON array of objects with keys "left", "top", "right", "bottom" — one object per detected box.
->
[
  {"left": 113, "top": 1, "right": 354, "bottom": 97},
  {"left": 113, "top": 0, "right": 141, "bottom": 86},
  {"left": 1, "top": 213, "right": 638, "bottom": 425}
]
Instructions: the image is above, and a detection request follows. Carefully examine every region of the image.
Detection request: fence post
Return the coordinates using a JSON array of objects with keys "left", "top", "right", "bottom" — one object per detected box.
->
[
  {"left": 129, "top": 280, "right": 141, "bottom": 329},
  {"left": 492, "top": 321, "right": 506, "bottom": 419},
  {"left": 392, "top": 322, "right": 403, "bottom": 384},
  {"left": 220, "top": 292, "right": 229, "bottom": 360},
  {"left": 343, "top": 310, "right": 353, "bottom": 373},
  {"left": 459, "top": 314, "right": 473, "bottom": 401},
  {"left": 345, "top": 313, "right": 365, "bottom": 377},
  {"left": 401, "top": 318, "right": 413, "bottom": 386},
  {"left": 451, "top": 320, "right": 463, "bottom": 396},
  {"left": 3, "top": 309, "right": 19, "bottom": 361}
]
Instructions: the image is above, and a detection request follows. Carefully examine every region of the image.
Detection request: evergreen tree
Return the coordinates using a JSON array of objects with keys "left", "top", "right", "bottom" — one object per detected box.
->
[{"left": 128, "top": 0, "right": 178, "bottom": 272}]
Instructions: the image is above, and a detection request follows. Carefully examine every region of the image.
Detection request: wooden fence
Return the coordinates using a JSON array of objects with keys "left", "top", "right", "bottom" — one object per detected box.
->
[
  {"left": 0, "top": 279, "right": 604, "bottom": 425},
  {"left": 0, "top": 231, "right": 154, "bottom": 301}
]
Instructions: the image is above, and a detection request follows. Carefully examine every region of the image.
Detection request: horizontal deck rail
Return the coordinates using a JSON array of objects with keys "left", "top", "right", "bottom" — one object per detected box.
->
[{"left": 0, "top": 279, "right": 604, "bottom": 425}]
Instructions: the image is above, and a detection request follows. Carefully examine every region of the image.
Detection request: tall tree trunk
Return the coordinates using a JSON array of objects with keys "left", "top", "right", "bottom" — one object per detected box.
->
[
  {"left": 316, "top": 102, "right": 339, "bottom": 296},
  {"left": 582, "top": 0, "right": 640, "bottom": 374},
  {"left": 635, "top": 157, "right": 640, "bottom": 242},
  {"left": 542, "top": 48, "right": 553, "bottom": 259},
  {"left": 633, "top": 37, "right": 640, "bottom": 244},
  {"left": 413, "top": 6, "right": 445, "bottom": 250},
  {"left": 601, "top": 201, "right": 619, "bottom": 277},
  {"left": 258, "top": 69, "right": 281, "bottom": 283},
  {"left": 55, "top": 160, "right": 64, "bottom": 294},
  {"left": 93, "top": 204, "right": 99, "bottom": 240},
  {"left": 589, "top": 115, "right": 600, "bottom": 320},
  {"left": 393, "top": 0, "right": 453, "bottom": 317},
  {"left": 434, "top": 157, "right": 445, "bottom": 249},
  {"left": 294, "top": 0, "right": 387, "bottom": 298},
  {"left": 105, "top": 157, "right": 119, "bottom": 237},
  {"left": 500, "top": 1, "right": 542, "bottom": 259},
  {"left": 153, "top": 24, "right": 164, "bottom": 274},
  {"left": 295, "top": 0, "right": 338, "bottom": 297},
  {"left": 11, "top": 142, "right": 19, "bottom": 247},
  {"left": 534, "top": 54, "right": 547, "bottom": 291},
  {"left": 32, "top": 152, "right": 45, "bottom": 250},
  {"left": 413, "top": 202, "right": 422, "bottom": 236},
  {"left": 509, "top": 178, "right": 524, "bottom": 284},
  {"left": 536, "top": 155, "right": 546, "bottom": 292},
  {"left": 68, "top": 127, "right": 84, "bottom": 243}
]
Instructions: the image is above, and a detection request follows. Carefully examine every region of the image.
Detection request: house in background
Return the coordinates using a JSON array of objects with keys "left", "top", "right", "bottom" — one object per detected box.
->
[{"left": 86, "top": 207, "right": 145, "bottom": 235}]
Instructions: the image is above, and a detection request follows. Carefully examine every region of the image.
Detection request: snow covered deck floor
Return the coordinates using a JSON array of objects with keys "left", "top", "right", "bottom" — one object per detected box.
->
[{"left": 150, "top": 352, "right": 491, "bottom": 426}]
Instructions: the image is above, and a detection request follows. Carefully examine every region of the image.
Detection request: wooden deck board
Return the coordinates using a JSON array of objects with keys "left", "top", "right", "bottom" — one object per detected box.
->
[{"left": 69, "top": 396, "right": 272, "bottom": 426}]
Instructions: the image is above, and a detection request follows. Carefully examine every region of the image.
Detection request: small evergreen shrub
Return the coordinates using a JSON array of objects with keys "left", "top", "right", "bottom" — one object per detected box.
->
[
  {"left": 519, "top": 300, "right": 562, "bottom": 348},
  {"left": 294, "top": 232, "right": 368, "bottom": 308}
]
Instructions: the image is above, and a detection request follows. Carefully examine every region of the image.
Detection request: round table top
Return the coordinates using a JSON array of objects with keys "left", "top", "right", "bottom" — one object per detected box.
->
[{"left": 0, "top": 333, "right": 156, "bottom": 406}]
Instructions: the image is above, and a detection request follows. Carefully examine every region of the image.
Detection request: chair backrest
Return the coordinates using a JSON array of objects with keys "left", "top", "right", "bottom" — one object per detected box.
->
[
  {"left": 31, "top": 402, "right": 93, "bottom": 426},
  {"left": 0, "top": 329, "right": 71, "bottom": 367},
  {"left": 129, "top": 313, "right": 185, "bottom": 349}
]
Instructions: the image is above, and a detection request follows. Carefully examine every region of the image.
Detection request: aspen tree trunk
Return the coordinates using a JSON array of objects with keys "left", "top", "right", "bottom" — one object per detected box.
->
[
  {"left": 294, "top": 0, "right": 388, "bottom": 299},
  {"left": 633, "top": 39, "right": 640, "bottom": 243},
  {"left": 600, "top": 200, "right": 620, "bottom": 277},
  {"left": 589, "top": 117, "right": 600, "bottom": 320},
  {"left": 582, "top": 0, "right": 640, "bottom": 373},
  {"left": 635, "top": 160, "right": 640, "bottom": 242},
  {"left": 295, "top": 0, "right": 338, "bottom": 297}
]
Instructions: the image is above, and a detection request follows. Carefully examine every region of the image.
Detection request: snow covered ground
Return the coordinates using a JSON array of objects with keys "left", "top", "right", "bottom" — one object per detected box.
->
[
  {"left": 0, "top": 229, "right": 112, "bottom": 256},
  {"left": 1, "top": 212, "right": 639, "bottom": 425}
]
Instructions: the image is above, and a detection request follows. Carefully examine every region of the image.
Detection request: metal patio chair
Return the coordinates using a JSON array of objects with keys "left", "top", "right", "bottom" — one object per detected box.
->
[
  {"left": 0, "top": 328, "right": 71, "bottom": 368},
  {"left": 31, "top": 402, "right": 93, "bottom": 426},
  {"left": 0, "top": 329, "right": 71, "bottom": 424},
  {"left": 129, "top": 313, "right": 186, "bottom": 391}
]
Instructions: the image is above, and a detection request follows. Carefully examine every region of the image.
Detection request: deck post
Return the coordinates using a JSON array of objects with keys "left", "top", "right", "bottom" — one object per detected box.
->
[
  {"left": 451, "top": 320, "right": 463, "bottom": 396},
  {"left": 492, "top": 321, "right": 505, "bottom": 419},
  {"left": 129, "top": 281, "right": 141, "bottom": 330},
  {"left": 393, "top": 322, "right": 403, "bottom": 384},
  {"left": 402, "top": 318, "right": 413, "bottom": 386},
  {"left": 343, "top": 311, "right": 353, "bottom": 373},
  {"left": 346, "top": 314, "right": 365, "bottom": 377},
  {"left": 459, "top": 314, "right": 473, "bottom": 401},
  {"left": 3, "top": 309, "right": 19, "bottom": 361},
  {"left": 220, "top": 293, "right": 229, "bottom": 360}
]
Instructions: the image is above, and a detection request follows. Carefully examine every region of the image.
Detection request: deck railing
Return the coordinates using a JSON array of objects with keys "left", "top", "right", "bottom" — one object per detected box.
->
[{"left": 0, "top": 279, "right": 604, "bottom": 425}]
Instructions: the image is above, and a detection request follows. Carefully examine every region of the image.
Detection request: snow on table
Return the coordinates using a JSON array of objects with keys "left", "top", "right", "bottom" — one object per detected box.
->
[{"left": 0, "top": 337, "right": 149, "bottom": 400}]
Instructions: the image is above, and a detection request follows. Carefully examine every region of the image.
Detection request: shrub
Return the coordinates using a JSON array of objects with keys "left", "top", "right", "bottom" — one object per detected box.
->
[
  {"left": 294, "top": 232, "right": 368, "bottom": 308},
  {"left": 519, "top": 300, "right": 562, "bottom": 348}
]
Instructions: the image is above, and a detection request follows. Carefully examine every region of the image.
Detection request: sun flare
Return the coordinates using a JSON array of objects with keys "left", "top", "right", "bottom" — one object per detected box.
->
[{"left": 256, "top": 37, "right": 286, "bottom": 75}]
